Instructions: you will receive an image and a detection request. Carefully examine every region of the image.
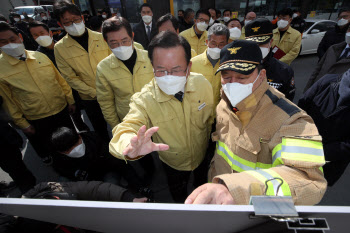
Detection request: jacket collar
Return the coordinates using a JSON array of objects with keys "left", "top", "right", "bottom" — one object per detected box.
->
[
  {"left": 223, "top": 78, "right": 269, "bottom": 126},
  {"left": 3, "top": 49, "right": 35, "bottom": 65},
  {"left": 274, "top": 26, "right": 292, "bottom": 35},
  {"left": 153, "top": 72, "right": 196, "bottom": 103},
  {"left": 110, "top": 47, "right": 146, "bottom": 69},
  {"left": 190, "top": 26, "right": 207, "bottom": 39}
]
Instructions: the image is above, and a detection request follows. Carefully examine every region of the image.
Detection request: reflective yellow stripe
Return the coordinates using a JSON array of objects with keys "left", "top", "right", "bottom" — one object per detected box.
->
[
  {"left": 272, "top": 138, "right": 325, "bottom": 165},
  {"left": 245, "top": 169, "right": 291, "bottom": 196},
  {"left": 217, "top": 141, "right": 271, "bottom": 172}
]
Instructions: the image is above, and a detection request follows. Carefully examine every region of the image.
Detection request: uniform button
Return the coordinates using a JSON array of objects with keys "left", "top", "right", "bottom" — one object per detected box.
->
[
  {"left": 97, "top": 45, "right": 99, "bottom": 47},
  {"left": 198, "top": 100, "right": 201, "bottom": 103},
  {"left": 144, "top": 66, "right": 146, "bottom": 68}
]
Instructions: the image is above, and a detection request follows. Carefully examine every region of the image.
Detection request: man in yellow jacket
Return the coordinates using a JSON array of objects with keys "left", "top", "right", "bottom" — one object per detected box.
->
[
  {"left": 271, "top": 8, "right": 301, "bottom": 65},
  {"left": 0, "top": 22, "right": 75, "bottom": 164},
  {"left": 179, "top": 9, "right": 210, "bottom": 55},
  {"left": 191, "top": 23, "right": 229, "bottom": 114},
  {"left": 54, "top": 0, "right": 110, "bottom": 142},
  {"left": 109, "top": 31, "right": 214, "bottom": 203},
  {"left": 96, "top": 17, "right": 154, "bottom": 129},
  {"left": 185, "top": 40, "right": 327, "bottom": 205}
]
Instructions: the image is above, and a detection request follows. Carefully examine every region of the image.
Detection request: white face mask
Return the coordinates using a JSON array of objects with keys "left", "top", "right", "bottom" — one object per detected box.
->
[
  {"left": 111, "top": 45, "right": 134, "bottom": 61},
  {"left": 1, "top": 42, "right": 25, "bottom": 57},
  {"left": 338, "top": 18, "right": 349, "bottom": 27},
  {"left": 346, "top": 32, "right": 350, "bottom": 44},
  {"left": 223, "top": 17, "right": 230, "bottom": 22},
  {"left": 142, "top": 15, "right": 152, "bottom": 24},
  {"left": 14, "top": 18, "right": 20, "bottom": 22},
  {"left": 35, "top": 35, "right": 53, "bottom": 47},
  {"left": 42, "top": 16, "right": 48, "bottom": 20},
  {"left": 292, "top": 13, "right": 298, "bottom": 19},
  {"left": 244, "top": 20, "right": 251, "bottom": 26},
  {"left": 229, "top": 27, "right": 242, "bottom": 40},
  {"left": 102, "top": 15, "right": 107, "bottom": 19},
  {"left": 66, "top": 141, "right": 86, "bottom": 158},
  {"left": 209, "top": 17, "right": 215, "bottom": 26},
  {"left": 260, "top": 43, "right": 271, "bottom": 59},
  {"left": 64, "top": 21, "right": 86, "bottom": 36},
  {"left": 196, "top": 21, "right": 208, "bottom": 32},
  {"left": 277, "top": 19, "right": 289, "bottom": 29},
  {"left": 155, "top": 69, "right": 188, "bottom": 95},
  {"left": 207, "top": 47, "right": 221, "bottom": 60},
  {"left": 222, "top": 71, "right": 261, "bottom": 107}
]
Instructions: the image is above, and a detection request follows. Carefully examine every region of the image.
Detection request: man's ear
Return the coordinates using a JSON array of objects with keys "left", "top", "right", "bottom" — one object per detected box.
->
[
  {"left": 260, "top": 69, "right": 266, "bottom": 80},
  {"left": 187, "top": 61, "right": 192, "bottom": 78},
  {"left": 176, "top": 28, "right": 179, "bottom": 34},
  {"left": 49, "top": 30, "right": 53, "bottom": 37}
]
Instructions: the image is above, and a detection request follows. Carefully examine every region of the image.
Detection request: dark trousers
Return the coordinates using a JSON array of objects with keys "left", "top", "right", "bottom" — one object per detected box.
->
[
  {"left": 1, "top": 144, "right": 36, "bottom": 193},
  {"left": 26, "top": 107, "right": 75, "bottom": 159},
  {"left": 162, "top": 158, "right": 208, "bottom": 203},
  {"left": 81, "top": 100, "right": 110, "bottom": 142},
  {"left": 71, "top": 89, "right": 89, "bottom": 132}
]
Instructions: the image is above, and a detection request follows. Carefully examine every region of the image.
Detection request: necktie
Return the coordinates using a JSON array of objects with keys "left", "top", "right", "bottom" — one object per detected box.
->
[
  {"left": 19, "top": 57, "right": 26, "bottom": 61},
  {"left": 174, "top": 91, "right": 184, "bottom": 102},
  {"left": 146, "top": 25, "right": 151, "bottom": 41},
  {"left": 340, "top": 47, "right": 350, "bottom": 60}
]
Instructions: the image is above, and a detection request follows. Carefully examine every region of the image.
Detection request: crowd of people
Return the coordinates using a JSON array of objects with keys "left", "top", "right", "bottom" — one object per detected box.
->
[{"left": 1, "top": 0, "right": 350, "bottom": 214}]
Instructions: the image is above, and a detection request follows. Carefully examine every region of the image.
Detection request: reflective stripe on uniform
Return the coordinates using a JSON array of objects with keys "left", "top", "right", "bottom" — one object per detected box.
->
[
  {"left": 272, "top": 137, "right": 325, "bottom": 167},
  {"left": 216, "top": 141, "right": 271, "bottom": 172},
  {"left": 245, "top": 169, "right": 291, "bottom": 196}
]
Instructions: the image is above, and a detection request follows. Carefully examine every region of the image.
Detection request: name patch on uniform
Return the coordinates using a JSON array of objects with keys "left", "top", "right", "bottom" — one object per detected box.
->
[{"left": 198, "top": 102, "right": 206, "bottom": 111}]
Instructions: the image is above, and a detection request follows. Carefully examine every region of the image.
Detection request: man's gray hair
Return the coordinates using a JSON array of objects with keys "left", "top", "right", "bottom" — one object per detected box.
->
[{"left": 208, "top": 23, "right": 229, "bottom": 41}]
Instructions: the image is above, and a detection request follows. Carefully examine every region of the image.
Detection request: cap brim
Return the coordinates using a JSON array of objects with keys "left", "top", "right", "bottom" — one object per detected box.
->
[
  {"left": 245, "top": 35, "right": 273, "bottom": 44},
  {"left": 215, "top": 61, "right": 258, "bottom": 75}
]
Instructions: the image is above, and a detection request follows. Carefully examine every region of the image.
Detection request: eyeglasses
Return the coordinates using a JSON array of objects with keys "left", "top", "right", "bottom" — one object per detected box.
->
[
  {"left": 197, "top": 18, "right": 210, "bottom": 24},
  {"left": 154, "top": 68, "right": 187, "bottom": 77},
  {"left": 110, "top": 39, "right": 132, "bottom": 48},
  {"left": 62, "top": 17, "right": 83, "bottom": 27}
]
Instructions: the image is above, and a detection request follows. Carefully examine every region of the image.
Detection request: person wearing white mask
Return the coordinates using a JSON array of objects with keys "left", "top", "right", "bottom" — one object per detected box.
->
[
  {"left": 96, "top": 17, "right": 155, "bottom": 185},
  {"left": 271, "top": 8, "right": 301, "bottom": 65},
  {"left": 191, "top": 23, "right": 229, "bottom": 114},
  {"left": 51, "top": 127, "right": 146, "bottom": 192},
  {"left": 241, "top": 11, "right": 256, "bottom": 38},
  {"left": 110, "top": 31, "right": 213, "bottom": 203},
  {"left": 317, "top": 8, "right": 350, "bottom": 59},
  {"left": 226, "top": 18, "right": 244, "bottom": 43},
  {"left": 180, "top": 9, "right": 210, "bottom": 55},
  {"left": 185, "top": 40, "right": 326, "bottom": 205},
  {"left": 40, "top": 12, "right": 49, "bottom": 24},
  {"left": 245, "top": 18, "right": 295, "bottom": 101},
  {"left": 54, "top": 0, "right": 111, "bottom": 143},
  {"left": 133, "top": 3, "right": 157, "bottom": 50},
  {"left": 290, "top": 9, "right": 306, "bottom": 34},
  {"left": 0, "top": 21, "right": 76, "bottom": 166},
  {"left": 222, "top": 9, "right": 232, "bottom": 23},
  {"left": 305, "top": 24, "right": 350, "bottom": 92}
]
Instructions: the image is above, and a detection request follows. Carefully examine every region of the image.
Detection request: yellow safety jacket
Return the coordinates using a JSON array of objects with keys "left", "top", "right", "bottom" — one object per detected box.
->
[
  {"left": 209, "top": 79, "right": 327, "bottom": 205},
  {"left": 190, "top": 50, "right": 221, "bottom": 113},
  {"left": 109, "top": 73, "right": 214, "bottom": 171},
  {"left": 0, "top": 50, "right": 74, "bottom": 129},
  {"left": 180, "top": 26, "right": 208, "bottom": 55},
  {"left": 96, "top": 48, "right": 154, "bottom": 128},
  {"left": 54, "top": 28, "right": 111, "bottom": 100},
  {"left": 271, "top": 26, "right": 301, "bottom": 65}
]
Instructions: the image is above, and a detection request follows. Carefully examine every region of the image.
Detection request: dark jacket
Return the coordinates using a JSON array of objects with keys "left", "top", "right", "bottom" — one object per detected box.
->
[
  {"left": 23, "top": 181, "right": 134, "bottom": 201},
  {"left": 317, "top": 25, "right": 347, "bottom": 59},
  {"left": 37, "top": 41, "right": 57, "bottom": 68},
  {"left": 133, "top": 20, "right": 157, "bottom": 50},
  {"left": 52, "top": 132, "right": 120, "bottom": 181},
  {"left": 263, "top": 51, "right": 296, "bottom": 101},
  {"left": 179, "top": 20, "right": 194, "bottom": 33},
  {"left": 298, "top": 69, "right": 350, "bottom": 186},
  {"left": 304, "top": 41, "right": 350, "bottom": 92},
  {"left": 291, "top": 16, "right": 306, "bottom": 34}
]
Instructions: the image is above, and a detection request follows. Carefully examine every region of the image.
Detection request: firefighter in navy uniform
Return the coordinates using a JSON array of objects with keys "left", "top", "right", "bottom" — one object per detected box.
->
[{"left": 245, "top": 18, "right": 295, "bottom": 101}]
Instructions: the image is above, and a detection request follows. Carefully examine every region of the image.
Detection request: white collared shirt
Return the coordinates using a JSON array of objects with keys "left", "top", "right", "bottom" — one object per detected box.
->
[
  {"left": 144, "top": 22, "right": 152, "bottom": 33},
  {"left": 340, "top": 44, "right": 350, "bottom": 58}
]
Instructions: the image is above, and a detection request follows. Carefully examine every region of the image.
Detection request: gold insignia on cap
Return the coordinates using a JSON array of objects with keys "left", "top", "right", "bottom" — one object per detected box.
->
[
  {"left": 228, "top": 47, "right": 241, "bottom": 54},
  {"left": 252, "top": 27, "right": 260, "bottom": 32}
]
